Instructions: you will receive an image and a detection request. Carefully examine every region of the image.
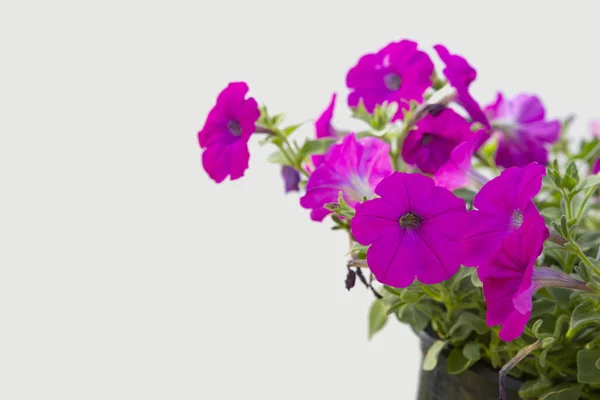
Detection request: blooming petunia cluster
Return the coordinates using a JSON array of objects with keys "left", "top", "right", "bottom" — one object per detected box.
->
[{"left": 197, "top": 38, "right": 586, "bottom": 347}]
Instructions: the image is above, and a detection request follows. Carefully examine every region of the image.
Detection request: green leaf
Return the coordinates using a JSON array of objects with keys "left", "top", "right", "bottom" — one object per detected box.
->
[
  {"left": 283, "top": 121, "right": 307, "bottom": 136},
  {"left": 448, "top": 312, "right": 488, "bottom": 336},
  {"left": 577, "top": 349, "right": 600, "bottom": 383},
  {"left": 574, "top": 175, "right": 600, "bottom": 192},
  {"left": 266, "top": 150, "right": 294, "bottom": 166},
  {"left": 453, "top": 188, "right": 476, "bottom": 203},
  {"left": 297, "top": 138, "right": 336, "bottom": 160},
  {"left": 540, "top": 207, "right": 562, "bottom": 222},
  {"left": 462, "top": 342, "right": 481, "bottom": 361},
  {"left": 446, "top": 348, "right": 475, "bottom": 374},
  {"left": 531, "top": 298, "right": 558, "bottom": 318},
  {"left": 568, "top": 302, "right": 600, "bottom": 339},
  {"left": 397, "top": 304, "right": 430, "bottom": 332},
  {"left": 539, "top": 384, "right": 583, "bottom": 400},
  {"left": 518, "top": 376, "right": 553, "bottom": 399},
  {"left": 422, "top": 340, "right": 446, "bottom": 371},
  {"left": 368, "top": 299, "right": 389, "bottom": 340},
  {"left": 400, "top": 289, "right": 424, "bottom": 304},
  {"left": 382, "top": 285, "right": 402, "bottom": 297}
]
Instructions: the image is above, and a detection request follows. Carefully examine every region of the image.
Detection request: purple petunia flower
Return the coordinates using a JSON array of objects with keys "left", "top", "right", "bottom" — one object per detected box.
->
[
  {"left": 312, "top": 93, "right": 339, "bottom": 168},
  {"left": 461, "top": 162, "right": 546, "bottom": 267},
  {"left": 281, "top": 166, "right": 300, "bottom": 193},
  {"left": 402, "top": 108, "right": 473, "bottom": 174},
  {"left": 300, "top": 133, "right": 392, "bottom": 222},
  {"left": 434, "top": 45, "right": 490, "bottom": 128},
  {"left": 346, "top": 40, "right": 434, "bottom": 121},
  {"left": 434, "top": 130, "right": 489, "bottom": 191},
  {"left": 198, "top": 82, "right": 260, "bottom": 183},
  {"left": 486, "top": 93, "right": 560, "bottom": 168},
  {"left": 478, "top": 211, "right": 549, "bottom": 341},
  {"left": 350, "top": 172, "right": 468, "bottom": 288}
]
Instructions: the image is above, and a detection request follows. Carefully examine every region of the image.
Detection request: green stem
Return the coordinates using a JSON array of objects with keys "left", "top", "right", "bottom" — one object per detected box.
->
[{"left": 576, "top": 186, "right": 596, "bottom": 222}]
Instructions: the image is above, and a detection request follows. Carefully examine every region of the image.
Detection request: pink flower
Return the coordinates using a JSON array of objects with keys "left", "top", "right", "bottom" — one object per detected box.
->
[
  {"left": 478, "top": 211, "right": 549, "bottom": 341},
  {"left": 461, "top": 162, "right": 546, "bottom": 267},
  {"left": 486, "top": 93, "right": 560, "bottom": 168},
  {"left": 312, "top": 93, "right": 339, "bottom": 168},
  {"left": 590, "top": 120, "right": 600, "bottom": 139},
  {"left": 402, "top": 108, "right": 473, "bottom": 174},
  {"left": 434, "top": 45, "right": 490, "bottom": 128},
  {"left": 434, "top": 130, "right": 489, "bottom": 191},
  {"left": 350, "top": 172, "right": 468, "bottom": 288},
  {"left": 198, "top": 82, "right": 260, "bottom": 183},
  {"left": 300, "top": 133, "right": 392, "bottom": 222},
  {"left": 346, "top": 40, "right": 434, "bottom": 121}
]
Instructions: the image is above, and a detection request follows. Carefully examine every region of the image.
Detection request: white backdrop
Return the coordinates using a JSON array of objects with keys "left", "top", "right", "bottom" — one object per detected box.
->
[{"left": 1, "top": 1, "right": 598, "bottom": 399}]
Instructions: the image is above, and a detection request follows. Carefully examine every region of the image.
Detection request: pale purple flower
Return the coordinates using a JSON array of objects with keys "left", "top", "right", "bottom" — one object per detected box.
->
[
  {"left": 346, "top": 40, "right": 434, "bottom": 121},
  {"left": 434, "top": 45, "right": 490, "bottom": 128},
  {"left": 590, "top": 120, "right": 600, "bottom": 139},
  {"left": 461, "top": 163, "right": 546, "bottom": 267},
  {"left": 198, "top": 82, "right": 260, "bottom": 183},
  {"left": 350, "top": 172, "right": 468, "bottom": 288},
  {"left": 486, "top": 93, "right": 560, "bottom": 168},
  {"left": 300, "top": 133, "right": 392, "bottom": 222},
  {"left": 434, "top": 130, "right": 489, "bottom": 191},
  {"left": 281, "top": 166, "right": 300, "bottom": 193},
  {"left": 478, "top": 211, "right": 549, "bottom": 341},
  {"left": 402, "top": 108, "right": 473, "bottom": 174}
]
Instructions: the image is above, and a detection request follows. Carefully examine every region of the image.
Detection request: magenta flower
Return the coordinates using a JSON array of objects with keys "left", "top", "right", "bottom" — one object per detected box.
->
[
  {"left": 486, "top": 93, "right": 560, "bottom": 168},
  {"left": 312, "top": 93, "right": 339, "bottom": 168},
  {"left": 198, "top": 82, "right": 260, "bottom": 183},
  {"left": 434, "top": 45, "right": 489, "bottom": 128},
  {"left": 346, "top": 40, "right": 434, "bottom": 121},
  {"left": 300, "top": 133, "right": 392, "bottom": 222},
  {"left": 478, "top": 211, "right": 549, "bottom": 341},
  {"left": 281, "top": 166, "right": 300, "bottom": 193},
  {"left": 350, "top": 172, "right": 468, "bottom": 288},
  {"left": 434, "top": 130, "right": 489, "bottom": 191},
  {"left": 461, "top": 162, "right": 546, "bottom": 267},
  {"left": 593, "top": 158, "right": 600, "bottom": 175},
  {"left": 402, "top": 108, "right": 473, "bottom": 174}
]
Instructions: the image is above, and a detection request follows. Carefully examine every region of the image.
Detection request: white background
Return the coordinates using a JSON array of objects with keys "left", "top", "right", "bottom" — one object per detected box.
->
[{"left": 1, "top": 1, "right": 598, "bottom": 399}]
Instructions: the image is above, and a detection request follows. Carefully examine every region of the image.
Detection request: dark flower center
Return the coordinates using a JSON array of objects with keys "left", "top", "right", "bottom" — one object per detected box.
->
[
  {"left": 384, "top": 72, "right": 402, "bottom": 91},
  {"left": 399, "top": 212, "right": 422, "bottom": 229},
  {"left": 227, "top": 120, "right": 242, "bottom": 136},
  {"left": 511, "top": 209, "right": 523, "bottom": 228},
  {"left": 421, "top": 133, "right": 435, "bottom": 145}
]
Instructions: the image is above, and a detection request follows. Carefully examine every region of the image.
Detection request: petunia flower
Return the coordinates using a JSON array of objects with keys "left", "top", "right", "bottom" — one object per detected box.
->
[
  {"left": 461, "top": 162, "right": 546, "bottom": 267},
  {"left": 312, "top": 93, "right": 340, "bottom": 168},
  {"left": 593, "top": 158, "right": 600, "bottom": 175},
  {"left": 434, "top": 129, "right": 489, "bottom": 191},
  {"left": 589, "top": 120, "right": 600, "bottom": 173},
  {"left": 198, "top": 82, "right": 260, "bottom": 183},
  {"left": 402, "top": 108, "right": 473, "bottom": 174},
  {"left": 350, "top": 172, "right": 468, "bottom": 288},
  {"left": 346, "top": 40, "right": 434, "bottom": 121},
  {"left": 486, "top": 93, "right": 560, "bottom": 168},
  {"left": 434, "top": 44, "right": 490, "bottom": 128},
  {"left": 300, "top": 133, "right": 392, "bottom": 222},
  {"left": 479, "top": 212, "right": 589, "bottom": 341},
  {"left": 281, "top": 166, "right": 300, "bottom": 193}
]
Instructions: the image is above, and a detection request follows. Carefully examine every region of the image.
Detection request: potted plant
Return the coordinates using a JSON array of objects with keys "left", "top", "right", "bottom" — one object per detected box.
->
[{"left": 196, "top": 39, "right": 600, "bottom": 399}]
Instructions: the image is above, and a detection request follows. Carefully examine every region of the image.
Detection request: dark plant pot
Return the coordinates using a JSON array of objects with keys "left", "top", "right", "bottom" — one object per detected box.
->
[{"left": 417, "top": 330, "right": 522, "bottom": 400}]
